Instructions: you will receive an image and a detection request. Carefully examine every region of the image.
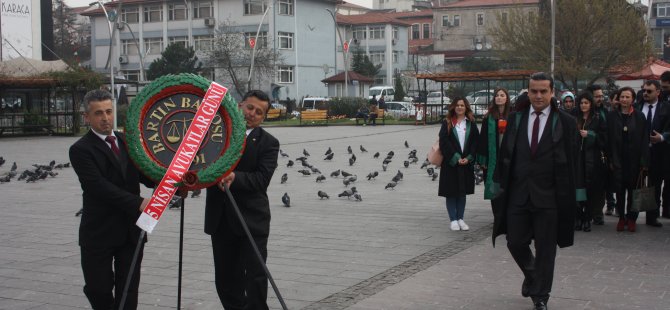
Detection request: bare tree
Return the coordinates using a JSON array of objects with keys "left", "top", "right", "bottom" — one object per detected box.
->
[
  {"left": 206, "top": 21, "right": 283, "bottom": 98},
  {"left": 489, "top": 0, "right": 651, "bottom": 91}
]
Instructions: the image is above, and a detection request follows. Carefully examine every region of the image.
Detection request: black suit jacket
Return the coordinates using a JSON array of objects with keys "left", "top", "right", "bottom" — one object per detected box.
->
[
  {"left": 205, "top": 127, "right": 279, "bottom": 237},
  {"left": 635, "top": 101, "right": 668, "bottom": 179},
  {"left": 70, "top": 130, "right": 153, "bottom": 248},
  {"left": 491, "top": 107, "right": 578, "bottom": 248}
]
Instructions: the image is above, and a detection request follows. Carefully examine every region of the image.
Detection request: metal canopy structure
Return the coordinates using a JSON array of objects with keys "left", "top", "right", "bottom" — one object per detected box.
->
[
  {"left": 416, "top": 70, "right": 536, "bottom": 82},
  {"left": 415, "top": 70, "right": 534, "bottom": 124}
]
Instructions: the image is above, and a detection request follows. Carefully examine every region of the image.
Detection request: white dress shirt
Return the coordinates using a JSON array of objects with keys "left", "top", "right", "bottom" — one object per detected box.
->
[
  {"left": 91, "top": 129, "right": 119, "bottom": 151},
  {"left": 454, "top": 118, "right": 467, "bottom": 151}
]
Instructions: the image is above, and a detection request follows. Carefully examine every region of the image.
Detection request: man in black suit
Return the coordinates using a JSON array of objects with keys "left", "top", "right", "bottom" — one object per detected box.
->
[
  {"left": 492, "top": 72, "right": 578, "bottom": 310},
  {"left": 205, "top": 90, "right": 279, "bottom": 310},
  {"left": 636, "top": 80, "right": 668, "bottom": 227},
  {"left": 70, "top": 89, "right": 153, "bottom": 310}
]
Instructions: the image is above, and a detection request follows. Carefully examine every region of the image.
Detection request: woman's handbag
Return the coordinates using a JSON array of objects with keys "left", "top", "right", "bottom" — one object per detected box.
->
[
  {"left": 427, "top": 139, "right": 443, "bottom": 166},
  {"left": 631, "top": 170, "right": 657, "bottom": 213}
]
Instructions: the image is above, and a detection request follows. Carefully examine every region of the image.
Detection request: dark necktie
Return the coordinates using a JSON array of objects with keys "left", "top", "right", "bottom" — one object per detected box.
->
[
  {"left": 530, "top": 111, "right": 541, "bottom": 156},
  {"left": 105, "top": 135, "right": 120, "bottom": 157},
  {"left": 646, "top": 104, "right": 654, "bottom": 134}
]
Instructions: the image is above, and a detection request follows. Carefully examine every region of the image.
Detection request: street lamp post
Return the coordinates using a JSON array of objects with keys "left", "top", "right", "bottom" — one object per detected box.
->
[
  {"left": 117, "top": 21, "right": 146, "bottom": 82},
  {"left": 90, "top": 0, "right": 117, "bottom": 130},
  {"left": 325, "top": 8, "right": 348, "bottom": 97}
]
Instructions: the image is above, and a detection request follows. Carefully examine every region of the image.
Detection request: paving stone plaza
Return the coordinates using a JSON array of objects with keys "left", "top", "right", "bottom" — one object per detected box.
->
[{"left": 0, "top": 125, "right": 669, "bottom": 309}]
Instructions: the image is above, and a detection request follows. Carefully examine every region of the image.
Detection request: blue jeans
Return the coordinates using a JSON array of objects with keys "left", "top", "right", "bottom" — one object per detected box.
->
[{"left": 446, "top": 196, "right": 466, "bottom": 221}]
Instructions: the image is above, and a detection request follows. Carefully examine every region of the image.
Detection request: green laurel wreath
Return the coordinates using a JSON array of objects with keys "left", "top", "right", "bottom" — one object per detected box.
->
[{"left": 125, "top": 73, "right": 246, "bottom": 187}]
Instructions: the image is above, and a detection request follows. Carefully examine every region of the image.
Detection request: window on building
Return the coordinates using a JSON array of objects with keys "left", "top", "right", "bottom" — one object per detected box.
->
[
  {"left": 244, "top": 32, "right": 268, "bottom": 48},
  {"left": 279, "top": 0, "right": 293, "bottom": 15},
  {"left": 169, "top": 36, "right": 189, "bottom": 48},
  {"left": 278, "top": 66, "right": 293, "bottom": 83},
  {"left": 168, "top": 4, "right": 186, "bottom": 21},
  {"left": 121, "top": 39, "right": 139, "bottom": 55},
  {"left": 411, "top": 24, "right": 420, "bottom": 40},
  {"left": 194, "top": 35, "right": 213, "bottom": 52},
  {"left": 278, "top": 32, "right": 293, "bottom": 49},
  {"left": 244, "top": 0, "right": 266, "bottom": 15},
  {"left": 423, "top": 23, "right": 430, "bottom": 39},
  {"left": 353, "top": 27, "right": 366, "bottom": 40},
  {"left": 369, "top": 26, "right": 385, "bottom": 39},
  {"left": 374, "top": 77, "right": 384, "bottom": 85},
  {"left": 393, "top": 26, "right": 398, "bottom": 39},
  {"left": 453, "top": 15, "right": 460, "bottom": 27},
  {"left": 122, "top": 7, "right": 139, "bottom": 23},
  {"left": 657, "top": 3, "right": 670, "bottom": 17},
  {"left": 123, "top": 70, "right": 140, "bottom": 81},
  {"left": 369, "top": 51, "right": 384, "bottom": 64},
  {"left": 393, "top": 51, "right": 398, "bottom": 63},
  {"left": 442, "top": 15, "right": 450, "bottom": 27},
  {"left": 144, "top": 5, "right": 163, "bottom": 23},
  {"left": 501, "top": 12, "right": 508, "bottom": 24},
  {"left": 144, "top": 38, "right": 163, "bottom": 54},
  {"left": 477, "top": 13, "right": 484, "bottom": 26},
  {"left": 194, "top": 1, "right": 213, "bottom": 19}
]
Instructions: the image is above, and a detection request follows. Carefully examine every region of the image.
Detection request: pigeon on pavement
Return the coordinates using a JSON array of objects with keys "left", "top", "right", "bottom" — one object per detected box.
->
[{"left": 282, "top": 193, "right": 291, "bottom": 207}]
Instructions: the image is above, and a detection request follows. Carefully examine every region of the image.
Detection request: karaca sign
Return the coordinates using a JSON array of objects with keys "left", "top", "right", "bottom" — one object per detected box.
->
[{"left": 136, "top": 82, "right": 227, "bottom": 233}]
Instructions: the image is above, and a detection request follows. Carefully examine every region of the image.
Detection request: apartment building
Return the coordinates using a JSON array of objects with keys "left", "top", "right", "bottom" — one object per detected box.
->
[{"left": 82, "top": 0, "right": 338, "bottom": 100}]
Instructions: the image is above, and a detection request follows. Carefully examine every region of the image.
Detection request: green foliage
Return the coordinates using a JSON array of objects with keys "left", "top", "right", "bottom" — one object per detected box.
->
[
  {"left": 116, "top": 104, "right": 128, "bottom": 129},
  {"left": 446, "top": 84, "right": 467, "bottom": 100},
  {"left": 394, "top": 74, "right": 406, "bottom": 101},
  {"left": 146, "top": 43, "right": 202, "bottom": 80},
  {"left": 351, "top": 48, "right": 381, "bottom": 79},
  {"left": 46, "top": 68, "right": 104, "bottom": 90},
  {"left": 21, "top": 109, "right": 50, "bottom": 132},
  {"left": 461, "top": 57, "right": 500, "bottom": 72},
  {"left": 489, "top": 0, "right": 651, "bottom": 91},
  {"left": 328, "top": 97, "right": 368, "bottom": 117}
]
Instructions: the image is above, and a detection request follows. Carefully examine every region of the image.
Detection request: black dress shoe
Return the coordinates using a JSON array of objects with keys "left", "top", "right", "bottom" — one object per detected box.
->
[
  {"left": 592, "top": 218, "right": 604, "bottom": 225},
  {"left": 582, "top": 220, "right": 591, "bottom": 232},
  {"left": 646, "top": 220, "right": 663, "bottom": 227},
  {"left": 534, "top": 300, "right": 548, "bottom": 310}
]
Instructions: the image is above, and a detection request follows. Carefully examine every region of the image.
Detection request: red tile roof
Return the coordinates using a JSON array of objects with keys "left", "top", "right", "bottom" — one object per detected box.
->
[
  {"left": 438, "top": 0, "right": 539, "bottom": 8},
  {"left": 321, "top": 71, "right": 374, "bottom": 83}
]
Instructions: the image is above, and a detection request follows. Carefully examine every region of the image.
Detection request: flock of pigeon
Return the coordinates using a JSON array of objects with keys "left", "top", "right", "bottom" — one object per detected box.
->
[
  {"left": 277, "top": 140, "right": 442, "bottom": 208},
  {"left": 0, "top": 157, "right": 70, "bottom": 184}
]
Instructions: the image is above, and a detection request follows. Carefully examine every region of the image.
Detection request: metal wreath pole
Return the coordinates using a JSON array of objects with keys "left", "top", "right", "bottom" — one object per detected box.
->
[
  {"left": 223, "top": 184, "right": 288, "bottom": 310},
  {"left": 178, "top": 198, "right": 185, "bottom": 309}
]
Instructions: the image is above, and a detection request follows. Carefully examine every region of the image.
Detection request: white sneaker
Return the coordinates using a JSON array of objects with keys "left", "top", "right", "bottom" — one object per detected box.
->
[
  {"left": 450, "top": 220, "right": 460, "bottom": 231},
  {"left": 458, "top": 219, "right": 469, "bottom": 231}
]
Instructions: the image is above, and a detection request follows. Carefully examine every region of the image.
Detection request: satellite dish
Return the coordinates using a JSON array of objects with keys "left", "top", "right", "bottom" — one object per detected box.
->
[{"left": 475, "top": 43, "right": 483, "bottom": 51}]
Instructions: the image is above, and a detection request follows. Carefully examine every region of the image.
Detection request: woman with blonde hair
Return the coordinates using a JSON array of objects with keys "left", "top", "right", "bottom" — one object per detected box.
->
[
  {"left": 477, "top": 88, "right": 511, "bottom": 200},
  {"left": 438, "top": 97, "right": 480, "bottom": 231}
]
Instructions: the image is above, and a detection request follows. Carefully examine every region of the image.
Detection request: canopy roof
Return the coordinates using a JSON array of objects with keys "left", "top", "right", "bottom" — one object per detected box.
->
[
  {"left": 614, "top": 59, "right": 670, "bottom": 81},
  {"left": 0, "top": 58, "right": 69, "bottom": 77}
]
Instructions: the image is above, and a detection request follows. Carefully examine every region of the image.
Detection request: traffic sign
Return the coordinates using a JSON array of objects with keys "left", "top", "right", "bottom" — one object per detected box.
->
[
  {"left": 343, "top": 41, "right": 349, "bottom": 53},
  {"left": 249, "top": 37, "right": 256, "bottom": 49}
]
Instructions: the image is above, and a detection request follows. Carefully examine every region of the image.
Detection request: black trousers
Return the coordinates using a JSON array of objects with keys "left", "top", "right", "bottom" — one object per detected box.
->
[
  {"left": 81, "top": 242, "right": 144, "bottom": 310},
  {"left": 645, "top": 170, "right": 664, "bottom": 222},
  {"left": 211, "top": 225, "right": 269, "bottom": 310},
  {"left": 506, "top": 201, "right": 558, "bottom": 300}
]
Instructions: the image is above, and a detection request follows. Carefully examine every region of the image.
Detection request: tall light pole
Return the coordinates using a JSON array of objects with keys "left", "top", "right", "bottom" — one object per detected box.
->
[
  {"left": 326, "top": 8, "right": 348, "bottom": 97},
  {"left": 248, "top": 1, "right": 276, "bottom": 92},
  {"left": 90, "top": 0, "right": 117, "bottom": 130},
  {"left": 550, "top": 0, "right": 555, "bottom": 79}
]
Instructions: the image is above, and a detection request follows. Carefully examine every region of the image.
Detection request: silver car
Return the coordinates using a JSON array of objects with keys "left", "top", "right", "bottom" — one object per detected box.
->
[{"left": 384, "top": 101, "right": 416, "bottom": 119}]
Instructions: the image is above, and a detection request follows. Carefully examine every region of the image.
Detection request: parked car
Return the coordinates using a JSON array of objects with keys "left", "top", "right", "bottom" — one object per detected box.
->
[
  {"left": 271, "top": 102, "right": 286, "bottom": 110},
  {"left": 369, "top": 86, "right": 395, "bottom": 102},
  {"left": 426, "top": 91, "right": 451, "bottom": 105},
  {"left": 301, "top": 97, "right": 329, "bottom": 110},
  {"left": 384, "top": 101, "right": 416, "bottom": 119}
]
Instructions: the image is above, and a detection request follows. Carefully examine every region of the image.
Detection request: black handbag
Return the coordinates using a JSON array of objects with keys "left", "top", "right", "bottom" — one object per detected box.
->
[{"left": 631, "top": 170, "right": 657, "bottom": 213}]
